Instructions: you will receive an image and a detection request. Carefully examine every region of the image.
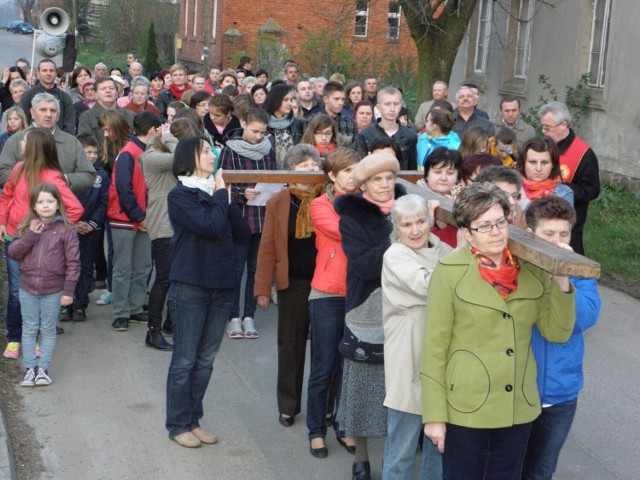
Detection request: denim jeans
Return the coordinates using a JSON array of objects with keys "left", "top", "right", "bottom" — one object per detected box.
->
[
  {"left": 522, "top": 399, "right": 578, "bottom": 480},
  {"left": 73, "top": 230, "right": 101, "bottom": 310},
  {"left": 4, "top": 240, "right": 22, "bottom": 342},
  {"left": 165, "top": 282, "right": 233, "bottom": 438},
  {"left": 230, "top": 233, "right": 261, "bottom": 319},
  {"left": 147, "top": 237, "right": 172, "bottom": 331},
  {"left": 383, "top": 408, "right": 443, "bottom": 480},
  {"left": 307, "top": 296, "right": 346, "bottom": 440},
  {"left": 111, "top": 228, "right": 151, "bottom": 320},
  {"left": 20, "top": 289, "right": 61, "bottom": 369},
  {"left": 443, "top": 422, "right": 532, "bottom": 480}
]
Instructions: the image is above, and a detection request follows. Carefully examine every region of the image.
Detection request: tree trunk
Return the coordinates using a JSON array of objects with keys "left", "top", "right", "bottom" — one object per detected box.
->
[{"left": 400, "top": 0, "right": 479, "bottom": 103}]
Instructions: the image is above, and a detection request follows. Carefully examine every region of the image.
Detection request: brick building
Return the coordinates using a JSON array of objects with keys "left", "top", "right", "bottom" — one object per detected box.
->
[{"left": 177, "top": 0, "right": 417, "bottom": 76}]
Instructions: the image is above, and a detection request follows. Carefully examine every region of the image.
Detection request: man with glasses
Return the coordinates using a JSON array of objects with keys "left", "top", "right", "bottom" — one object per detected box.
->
[{"left": 538, "top": 101, "right": 600, "bottom": 255}]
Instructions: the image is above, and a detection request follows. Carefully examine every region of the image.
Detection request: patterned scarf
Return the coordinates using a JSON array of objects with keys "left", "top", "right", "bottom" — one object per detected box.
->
[
  {"left": 521, "top": 176, "right": 560, "bottom": 200},
  {"left": 315, "top": 143, "right": 335, "bottom": 158},
  {"left": 472, "top": 246, "right": 520, "bottom": 300},
  {"left": 289, "top": 184, "right": 323, "bottom": 239}
]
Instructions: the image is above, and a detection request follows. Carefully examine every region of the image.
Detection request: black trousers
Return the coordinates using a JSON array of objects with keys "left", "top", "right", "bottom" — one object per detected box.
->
[{"left": 147, "top": 237, "right": 172, "bottom": 331}]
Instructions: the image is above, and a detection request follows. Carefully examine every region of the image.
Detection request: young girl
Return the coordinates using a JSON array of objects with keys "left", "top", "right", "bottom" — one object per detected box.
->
[
  {"left": 203, "top": 94, "right": 241, "bottom": 152},
  {"left": 0, "top": 106, "right": 28, "bottom": 153},
  {"left": 0, "top": 128, "right": 83, "bottom": 359},
  {"left": 8, "top": 183, "right": 80, "bottom": 386},
  {"left": 301, "top": 114, "right": 338, "bottom": 164}
]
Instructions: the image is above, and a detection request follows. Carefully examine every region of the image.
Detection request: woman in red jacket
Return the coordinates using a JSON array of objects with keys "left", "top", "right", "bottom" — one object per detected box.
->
[{"left": 306, "top": 147, "right": 360, "bottom": 457}]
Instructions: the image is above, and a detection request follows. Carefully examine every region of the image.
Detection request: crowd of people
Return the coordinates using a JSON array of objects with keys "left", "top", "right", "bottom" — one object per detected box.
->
[{"left": 0, "top": 51, "right": 604, "bottom": 479}]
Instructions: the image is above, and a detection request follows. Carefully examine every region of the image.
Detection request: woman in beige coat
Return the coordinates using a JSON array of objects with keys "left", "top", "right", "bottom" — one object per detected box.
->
[{"left": 381, "top": 194, "right": 451, "bottom": 479}]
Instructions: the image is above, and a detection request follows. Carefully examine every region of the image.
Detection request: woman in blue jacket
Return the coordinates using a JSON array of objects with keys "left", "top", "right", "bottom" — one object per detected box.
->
[{"left": 165, "top": 136, "right": 250, "bottom": 448}]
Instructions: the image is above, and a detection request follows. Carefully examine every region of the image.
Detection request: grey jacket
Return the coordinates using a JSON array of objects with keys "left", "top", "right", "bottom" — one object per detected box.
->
[
  {"left": 77, "top": 102, "right": 135, "bottom": 148},
  {"left": 20, "top": 85, "right": 75, "bottom": 135},
  {"left": 0, "top": 126, "right": 96, "bottom": 192}
]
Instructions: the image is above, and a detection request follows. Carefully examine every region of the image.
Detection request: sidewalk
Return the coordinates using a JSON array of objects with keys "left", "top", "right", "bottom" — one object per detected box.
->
[{"left": 4, "top": 285, "right": 640, "bottom": 479}]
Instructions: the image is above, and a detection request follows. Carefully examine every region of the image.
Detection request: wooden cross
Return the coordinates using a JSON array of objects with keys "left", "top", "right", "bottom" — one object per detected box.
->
[{"left": 221, "top": 170, "right": 601, "bottom": 279}]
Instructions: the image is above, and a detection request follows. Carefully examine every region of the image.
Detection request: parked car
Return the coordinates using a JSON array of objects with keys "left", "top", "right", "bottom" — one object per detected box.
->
[
  {"left": 10, "top": 22, "right": 34, "bottom": 35},
  {"left": 5, "top": 21, "right": 21, "bottom": 31}
]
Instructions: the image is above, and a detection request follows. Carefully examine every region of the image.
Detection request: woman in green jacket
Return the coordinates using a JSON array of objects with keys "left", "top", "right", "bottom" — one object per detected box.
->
[{"left": 420, "top": 182, "right": 576, "bottom": 479}]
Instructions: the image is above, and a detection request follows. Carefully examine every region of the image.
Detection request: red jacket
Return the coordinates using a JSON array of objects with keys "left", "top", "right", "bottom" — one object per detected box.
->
[
  {"left": 8, "top": 218, "right": 80, "bottom": 297},
  {"left": 107, "top": 138, "right": 147, "bottom": 230},
  {"left": 309, "top": 191, "right": 348, "bottom": 296},
  {"left": 0, "top": 164, "right": 84, "bottom": 237}
]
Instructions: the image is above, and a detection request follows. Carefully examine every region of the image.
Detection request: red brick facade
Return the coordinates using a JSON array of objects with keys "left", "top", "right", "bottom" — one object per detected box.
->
[{"left": 177, "top": 0, "right": 417, "bottom": 74}]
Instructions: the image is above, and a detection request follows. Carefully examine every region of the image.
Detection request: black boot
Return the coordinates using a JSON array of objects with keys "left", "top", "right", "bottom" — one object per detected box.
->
[
  {"left": 145, "top": 329, "right": 172, "bottom": 351},
  {"left": 352, "top": 461, "right": 370, "bottom": 480}
]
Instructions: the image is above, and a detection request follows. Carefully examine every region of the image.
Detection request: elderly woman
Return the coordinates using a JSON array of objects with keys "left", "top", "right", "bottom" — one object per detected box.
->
[
  {"left": 306, "top": 147, "right": 360, "bottom": 458},
  {"left": 120, "top": 76, "right": 161, "bottom": 116},
  {"left": 381, "top": 194, "right": 451, "bottom": 479},
  {"left": 421, "top": 182, "right": 576, "bottom": 479},
  {"left": 254, "top": 144, "right": 323, "bottom": 428},
  {"left": 519, "top": 137, "right": 574, "bottom": 206},
  {"left": 334, "top": 152, "right": 405, "bottom": 480}
]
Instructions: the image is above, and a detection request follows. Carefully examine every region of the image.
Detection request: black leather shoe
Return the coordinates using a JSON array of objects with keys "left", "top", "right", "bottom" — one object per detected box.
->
[
  {"left": 56, "top": 326, "right": 64, "bottom": 335},
  {"left": 278, "top": 414, "right": 294, "bottom": 427},
  {"left": 129, "top": 312, "right": 149, "bottom": 323},
  {"left": 145, "top": 330, "right": 172, "bottom": 351},
  {"left": 112, "top": 317, "right": 129, "bottom": 332},
  {"left": 352, "top": 461, "right": 371, "bottom": 480},
  {"left": 337, "top": 435, "right": 356, "bottom": 454},
  {"left": 162, "top": 320, "right": 172, "bottom": 335},
  {"left": 309, "top": 441, "right": 328, "bottom": 458}
]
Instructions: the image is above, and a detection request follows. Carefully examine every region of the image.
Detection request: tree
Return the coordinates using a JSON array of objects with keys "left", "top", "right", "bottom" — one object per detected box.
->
[
  {"left": 14, "top": 0, "right": 37, "bottom": 25},
  {"left": 143, "top": 21, "right": 161, "bottom": 73},
  {"left": 298, "top": 30, "right": 372, "bottom": 79},
  {"left": 399, "top": 0, "right": 479, "bottom": 103}
]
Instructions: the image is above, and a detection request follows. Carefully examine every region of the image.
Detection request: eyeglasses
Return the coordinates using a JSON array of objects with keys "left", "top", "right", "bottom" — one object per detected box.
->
[
  {"left": 469, "top": 217, "right": 510, "bottom": 233},
  {"left": 507, "top": 192, "right": 522, "bottom": 201},
  {"left": 196, "top": 102, "right": 209, "bottom": 108},
  {"left": 314, "top": 130, "right": 333, "bottom": 138},
  {"left": 541, "top": 122, "right": 563, "bottom": 131}
]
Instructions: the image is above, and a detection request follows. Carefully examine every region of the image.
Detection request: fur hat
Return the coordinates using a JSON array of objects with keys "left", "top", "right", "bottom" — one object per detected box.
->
[{"left": 352, "top": 152, "right": 400, "bottom": 187}]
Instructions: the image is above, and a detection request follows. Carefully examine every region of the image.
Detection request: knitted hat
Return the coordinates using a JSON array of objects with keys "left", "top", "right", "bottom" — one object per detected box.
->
[
  {"left": 352, "top": 152, "right": 400, "bottom": 187},
  {"left": 80, "top": 78, "right": 96, "bottom": 92}
]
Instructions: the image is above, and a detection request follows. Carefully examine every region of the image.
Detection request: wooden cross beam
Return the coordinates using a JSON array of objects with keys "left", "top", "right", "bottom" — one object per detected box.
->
[{"left": 220, "top": 170, "right": 601, "bottom": 279}]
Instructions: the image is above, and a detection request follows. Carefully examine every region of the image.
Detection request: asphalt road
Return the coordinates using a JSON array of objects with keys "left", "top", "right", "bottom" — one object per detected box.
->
[
  {"left": 7, "top": 284, "right": 639, "bottom": 480},
  {"left": 0, "top": 28, "right": 62, "bottom": 74}
]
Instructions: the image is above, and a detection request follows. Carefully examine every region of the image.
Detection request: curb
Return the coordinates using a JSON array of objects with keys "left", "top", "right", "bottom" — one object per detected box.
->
[{"left": 0, "top": 407, "right": 16, "bottom": 480}]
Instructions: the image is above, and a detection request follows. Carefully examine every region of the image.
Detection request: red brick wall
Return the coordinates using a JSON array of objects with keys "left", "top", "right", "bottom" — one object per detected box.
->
[{"left": 177, "top": 0, "right": 417, "bottom": 74}]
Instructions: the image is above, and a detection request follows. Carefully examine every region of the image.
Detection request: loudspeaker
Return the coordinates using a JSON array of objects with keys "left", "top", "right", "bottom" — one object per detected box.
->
[
  {"left": 40, "top": 8, "right": 69, "bottom": 36},
  {"left": 35, "top": 33, "right": 64, "bottom": 57}
]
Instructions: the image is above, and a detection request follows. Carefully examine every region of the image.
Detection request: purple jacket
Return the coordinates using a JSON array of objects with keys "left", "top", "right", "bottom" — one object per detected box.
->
[{"left": 8, "top": 218, "right": 80, "bottom": 297}]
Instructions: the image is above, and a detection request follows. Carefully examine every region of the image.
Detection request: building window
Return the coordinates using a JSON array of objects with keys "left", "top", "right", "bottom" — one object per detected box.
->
[
  {"left": 473, "top": 0, "right": 493, "bottom": 75},
  {"left": 588, "top": 0, "right": 612, "bottom": 88},
  {"left": 355, "top": 0, "right": 369, "bottom": 37},
  {"left": 388, "top": 3, "right": 401, "bottom": 40},
  {"left": 513, "top": 0, "right": 534, "bottom": 79}
]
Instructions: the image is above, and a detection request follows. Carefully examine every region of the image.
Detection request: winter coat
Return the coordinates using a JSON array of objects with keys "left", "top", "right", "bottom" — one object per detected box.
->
[
  {"left": 8, "top": 218, "right": 80, "bottom": 297},
  {"left": 420, "top": 247, "right": 576, "bottom": 429},
  {"left": 355, "top": 121, "right": 418, "bottom": 170},
  {"left": 74, "top": 163, "right": 110, "bottom": 230},
  {"left": 416, "top": 131, "right": 461, "bottom": 169}
]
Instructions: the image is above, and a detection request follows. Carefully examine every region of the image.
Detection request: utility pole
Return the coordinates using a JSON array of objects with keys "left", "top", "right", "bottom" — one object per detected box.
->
[{"left": 202, "top": 0, "right": 211, "bottom": 72}]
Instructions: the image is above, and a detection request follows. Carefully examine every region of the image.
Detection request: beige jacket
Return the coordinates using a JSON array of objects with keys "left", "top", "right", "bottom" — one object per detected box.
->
[{"left": 382, "top": 234, "right": 452, "bottom": 415}]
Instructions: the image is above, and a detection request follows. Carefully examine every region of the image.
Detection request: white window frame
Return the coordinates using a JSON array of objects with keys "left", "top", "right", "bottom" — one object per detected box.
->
[
  {"left": 513, "top": 0, "right": 534, "bottom": 79},
  {"left": 473, "top": 0, "right": 493, "bottom": 75},
  {"left": 355, "top": 0, "right": 370, "bottom": 38},
  {"left": 388, "top": 2, "right": 401, "bottom": 40},
  {"left": 588, "top": 0, "right": 612, "bottom": 88}
]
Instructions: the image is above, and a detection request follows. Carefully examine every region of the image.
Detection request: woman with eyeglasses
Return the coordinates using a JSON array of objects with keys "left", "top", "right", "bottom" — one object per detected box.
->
[
  {"left": 518, "top": 137, "right": 574, "bottom": 207},
  {"left": 420, "top": 182, "right": 576, "bottom": 479},
  {"left": 301, "top": 114, "right": 338, "bottom": 165}
]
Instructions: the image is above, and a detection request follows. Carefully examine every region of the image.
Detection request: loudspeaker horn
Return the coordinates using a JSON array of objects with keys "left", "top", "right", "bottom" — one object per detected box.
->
[{"left": 40, "top": 8, "right": 69, "bottom": 36}]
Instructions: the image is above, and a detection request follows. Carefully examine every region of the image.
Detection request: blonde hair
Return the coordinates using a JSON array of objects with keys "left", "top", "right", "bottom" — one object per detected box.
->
[{"left": 16, "top": 182, "right": 72, "bottom": 236}]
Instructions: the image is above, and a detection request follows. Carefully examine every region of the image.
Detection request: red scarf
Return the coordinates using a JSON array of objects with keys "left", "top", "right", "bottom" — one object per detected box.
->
[
  {"left": 472, "top": 246, "right": 520, "bottom": 300},
  {"left": 521, "top": 176, "right": 560, "bottom": 201},
  {"left": 169, "top": 83, "right": 190, "bottom": 101},
  {"left": 315, "top": 143, "right": 335, "bottom": 157}
]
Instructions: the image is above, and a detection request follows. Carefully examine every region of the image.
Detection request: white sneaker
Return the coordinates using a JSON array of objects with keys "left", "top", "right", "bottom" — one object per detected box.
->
[
  {"left": 227, "top": 318, "right": 243, "bottom": 339},
  {"left": 35, "top": 368, "right": 52, "bottom": 386},
  {"left": 96, "top": 290, "right": 112, "bottom": 305},
  {"left": 21, "top": 367, "right": 36, "bottom": 387},
  {"left": 242, "top": 317, "right": 259, "bottom": 339},
  {"left": 271, "top": 285, "right": 278, "bottom": 305}
]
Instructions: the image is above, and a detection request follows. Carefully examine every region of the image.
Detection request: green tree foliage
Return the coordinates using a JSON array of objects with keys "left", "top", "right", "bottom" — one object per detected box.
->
[
  {"left": 142, "top": 21, "right": 161, "bottom": 73},
  {"left": 297, "top": 29, "right": 372, "bottom": 79}
]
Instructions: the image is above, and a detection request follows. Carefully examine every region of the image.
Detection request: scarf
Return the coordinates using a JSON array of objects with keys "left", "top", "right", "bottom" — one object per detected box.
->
[
  {"left": 226, "top": 136, "right": 272, "bottom": 160},
  {"left": 521, "top": 176, "right": 561, "bottom": 200},
  {"left": 363, "top": 192, "right": 395, "bottom": 214},
  {"left": 268, "top": 114, "right": 293, "bottom": 130},
  {"left": 472, "top": 246, "right": 520, "bottom": 300},
  {"left": 178, "top": 175, "right": 215, "bottom": 195},
  {"left": 289, "top": 184, "right": 323, "bottom": 239},
  {"left": 169, "top": 83, "right": 190, "bottom": 101},
  {"left": 315, "top": 143, "right": 335, "bottom": 157}
]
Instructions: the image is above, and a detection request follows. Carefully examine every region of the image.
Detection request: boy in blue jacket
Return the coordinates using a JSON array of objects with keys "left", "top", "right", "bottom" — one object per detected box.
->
[
  {"left": 62, "top": 134, "right": 110, "bottom": 321},
  {"left": 522, "top": 196, "right": 601, "bottom": 479}
]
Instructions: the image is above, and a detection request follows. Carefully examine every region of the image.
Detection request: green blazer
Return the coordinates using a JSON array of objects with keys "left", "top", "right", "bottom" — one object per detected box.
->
[{"left": 420, "top": 247, "right": 575, "bottom": 429}]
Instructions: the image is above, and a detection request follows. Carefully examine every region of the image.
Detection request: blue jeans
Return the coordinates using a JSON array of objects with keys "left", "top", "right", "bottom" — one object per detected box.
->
[
  {"left": 165, "top": 282, "right": 233, "bottom": 438},
  {"left": 19, "top": 289, "right": 61, "bottom": 369},
  {"left": 4, "top": 240, "right": 22, "bottom": 342},
  {"left": 230, "top": 233, "right": 261, "bottom": 319},
  {"left": 307, "top": 296, "right": 346, "bottom": 440},
  {"left": 443, "top": 422, "right": 532, "bottom": 480},
  {"left": 522, "top": 399, "right": 578, "bottom": 480},
  {"left": 383, "top": 408, "right": 443, "bottom": 480}
]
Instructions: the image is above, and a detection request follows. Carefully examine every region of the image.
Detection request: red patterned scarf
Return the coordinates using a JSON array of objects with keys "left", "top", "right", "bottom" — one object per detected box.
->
[
  {"left": 472, "top": 246, "right": 520, "bottom": 300},
  {"left": 521, "top": 177, "right": 560, "bottom": 201}
]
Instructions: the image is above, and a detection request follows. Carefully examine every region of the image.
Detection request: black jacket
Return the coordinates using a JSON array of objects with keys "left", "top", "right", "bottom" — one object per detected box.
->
[{"left": 355, "top": 121, "right": 418, "bottom": 170}]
